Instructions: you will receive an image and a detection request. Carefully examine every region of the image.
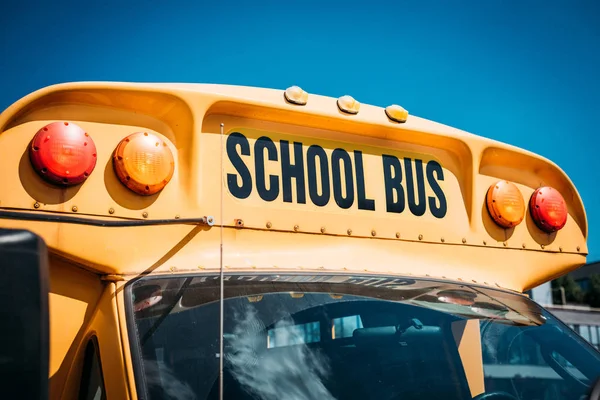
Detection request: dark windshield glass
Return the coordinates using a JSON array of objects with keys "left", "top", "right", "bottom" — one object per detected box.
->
[{"left": 127, "top": 274, "right": 600, "bottom": 400}]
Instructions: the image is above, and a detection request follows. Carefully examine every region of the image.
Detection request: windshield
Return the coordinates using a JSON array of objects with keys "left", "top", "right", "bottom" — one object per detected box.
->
[{"left": 126, "top": 274, "right": 600, "bottom": 400}]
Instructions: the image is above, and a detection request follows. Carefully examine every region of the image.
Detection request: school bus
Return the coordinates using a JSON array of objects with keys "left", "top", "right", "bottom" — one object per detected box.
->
[{"left": 0, "top": 82, "right": 599, "bottom": 400}]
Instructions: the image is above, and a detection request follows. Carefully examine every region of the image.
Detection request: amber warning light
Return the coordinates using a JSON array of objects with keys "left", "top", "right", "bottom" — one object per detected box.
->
[
  {"left": 29, "top": 122, "right": 97, "bottom": 186},
  {"left": 113, "top": 132, "right": 175, "bottom": 195},
  {"left": 486, "top": 181, "right": 525, "bottom": 229}
]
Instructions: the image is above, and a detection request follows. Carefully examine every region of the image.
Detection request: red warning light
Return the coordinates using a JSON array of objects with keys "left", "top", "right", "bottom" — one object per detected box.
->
[
  {"left": 29, "top": 122, "right": 97, "bottom": 186},
  {"left": 529, "top": 187, "right": 568, "bottom": 233}
]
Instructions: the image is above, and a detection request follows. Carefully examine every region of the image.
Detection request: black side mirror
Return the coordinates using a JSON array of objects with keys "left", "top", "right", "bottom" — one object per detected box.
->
[{"left": 0, "top": 229, "right": 49, "bottom": 400}]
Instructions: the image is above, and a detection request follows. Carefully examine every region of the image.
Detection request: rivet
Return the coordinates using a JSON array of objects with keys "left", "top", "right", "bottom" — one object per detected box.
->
[
  {"left": 462, "top": 238, "right": 467, "bottom": 244},
  {"left": 522, "top": 243, "right": 526, "bottom": 249},
  {"left": 320, "top": 227, "right": 326, "bottom": 233},
  {"left": 577, "top": 246, "right": 581, "bottom": 252},
  {"left": 347, "top": 229, "right": 352, "bottom": 236},
  {"left": 371, "top": 230, "right": 376, "bottom": 237},
  {"left": 108, "top": 207, "right": 115, "bottom": 214},
  {"left": 294, "top": 225, "right": 300, "bottom": 231},
  {"left": 395, "top": 232, "right": 400, "bottom": 238},
  {"left": 483, "top": 241, "right": 487, "bottom": 245},
  {"left": 559, "top": 247, "right": 563, "bottom": 252},
  {"left": 541, "top": 244, "right": 545, "bottom": 249},
  {"left": 33, "top": 202, "right": 40, "bottom": 209},
  {"left": 266, "top": 222, "right": 272, "bottom": 229},
  {"left": 72, "top": 206, "right": 78, "bottom": 212},
  {"left": 441, "top": 237, "right": 445, "bottom": 243},
  {"left": 418, "top": 234, "right": 423, "bottom": 240},
  {"left": 503, "top": 242, "right": 507, "bottom": 247},
  {"left": 235, "top": 219, "right": 244, "bottom": 227},
  {"left": 170, "top": 266, "right": 177, "bottom": 272},
  {"left": 142, "top": 211, "right": 148, "bottom": 218},
  {"left": 175, "top": 215, "right": 180, "bottom": 219}
]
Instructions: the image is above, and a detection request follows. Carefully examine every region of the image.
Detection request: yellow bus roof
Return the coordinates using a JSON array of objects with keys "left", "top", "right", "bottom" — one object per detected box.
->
[{"left": 0, "top": 82, "right": 588, "bottom": 293}]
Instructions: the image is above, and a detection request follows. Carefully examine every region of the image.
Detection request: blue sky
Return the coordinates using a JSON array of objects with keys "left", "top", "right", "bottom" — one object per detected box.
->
[{"left": 1, "top": 1, "right": 599, "bottom": 261}]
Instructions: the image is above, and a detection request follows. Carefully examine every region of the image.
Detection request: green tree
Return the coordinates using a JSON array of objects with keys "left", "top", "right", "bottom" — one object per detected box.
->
[
  {"left": 584, "top": 274, "right": 600, "bottom": 308},
  {"left": 551, "top": 275, "right": 584, "bottom": 304}
]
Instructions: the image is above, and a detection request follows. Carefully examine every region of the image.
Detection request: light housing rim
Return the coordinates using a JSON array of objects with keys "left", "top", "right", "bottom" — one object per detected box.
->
[
  {"left": 112, "top": 131, "right": 175, "bottom": 196},
  {"left": 29, "top": 121, "right": 97, "bottom": 186},
  {"left": 529, "top": 186, "right": 568, "bottom": 233},
  {"left": 485, "top": 180, "right": 526, "bottom": 229}
]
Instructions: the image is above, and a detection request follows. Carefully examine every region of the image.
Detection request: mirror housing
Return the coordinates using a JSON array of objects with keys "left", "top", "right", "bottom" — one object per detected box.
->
[{"left": 0, "top": 229, "right": 49, "bottom": 399}]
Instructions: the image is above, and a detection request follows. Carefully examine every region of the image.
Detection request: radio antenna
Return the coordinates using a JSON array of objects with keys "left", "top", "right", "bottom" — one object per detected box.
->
[{"left": 219, "top": 122, "right": 225, "bottom": 400}]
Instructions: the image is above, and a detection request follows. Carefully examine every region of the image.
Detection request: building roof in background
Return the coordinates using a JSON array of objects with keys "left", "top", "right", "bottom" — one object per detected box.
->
[{"left": 568, "top": 261, "right": 600, "bottom": 281}]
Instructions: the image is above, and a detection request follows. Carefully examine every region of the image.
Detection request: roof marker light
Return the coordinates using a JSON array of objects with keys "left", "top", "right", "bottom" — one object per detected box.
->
[
  {"left": 529, "top": 186, "right": 568, "bottom": 233},
  {"left": 113, "top": 132, "right": 175, "bottom": 196},
  {"left": 337, "top": 95, "right": 360, "bottom": 114},
  {"left": 29, "top": 122, "right": 97, "bottom": 186},
  {"left": 486, "top": 180, "right": 525, "bottom": 228},
  {"left": 385, "top": 104, "right": 409, "bottom": 123},
  {"left": 284, "top": 86, "right": 308, "bottom": 105}
]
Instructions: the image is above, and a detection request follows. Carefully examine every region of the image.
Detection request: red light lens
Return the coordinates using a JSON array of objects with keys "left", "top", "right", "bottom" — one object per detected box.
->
[
  {"left": 529, "top": 187, "right": 568, "bottom": 233},
  {"left": 29, "top": 122, "right": 97, "bottom": 185}
]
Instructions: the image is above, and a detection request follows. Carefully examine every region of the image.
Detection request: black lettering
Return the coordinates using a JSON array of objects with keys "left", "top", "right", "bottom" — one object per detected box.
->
[
  {"left": 331, "top": 149, "right": 354, "bottom": 209},
  {"left": 280, "top": 140, "right": 306, "bottom": 204},
  {"left": 404, "top": 158, "right": 427, "bottom": 216},
  {"left": 306, "top": 145, "right": 330, "bottom": 206},
  {"left": 426, "top": 160, "right": 447, "bottom": 218},
  {"left": 254, "top": 137, "right": 279, "bottom": 201},
  {"left": 354, "top": 151, "right": 375, "bottom": 211},
  {"left": 382, "top": 155, "right": 405, "bottom": 213},
  {"left": 226, "top": 132, "right": 252, "bottom": 199}
]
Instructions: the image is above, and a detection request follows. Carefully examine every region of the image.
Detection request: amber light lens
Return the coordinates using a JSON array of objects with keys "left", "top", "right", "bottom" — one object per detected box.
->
[
  {"left": 29, "top": 122, "right": 97, "bottom": 186},
  {"left": 529, "top": 187, "right": 568, "bottom": 233},
  {"left": 113, "top": 132, "right": 175, "bottom": 195},
  {"left": 486, "top": 180, "right": 525, "bottom": 228}
]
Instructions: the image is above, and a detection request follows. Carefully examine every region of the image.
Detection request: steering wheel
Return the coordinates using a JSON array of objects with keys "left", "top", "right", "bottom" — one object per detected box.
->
[{"left": 473, "top": 391, "right": 519, "bottom": 400}]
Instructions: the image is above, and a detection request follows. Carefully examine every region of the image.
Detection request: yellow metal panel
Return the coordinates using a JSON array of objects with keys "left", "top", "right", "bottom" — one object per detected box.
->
[
  {"left": 87, "top": 282, "right": 130, "bottom": 400},
  {"left": 0, "top": 221, "right": 581, "bottom": 292},
  {"left": 116, "top": 281, "right": 138, "bottom": 400},
  {"left": 452, "top": 320, "right": 485, "bottom": 398},
  {"left": 47, "top": 255, "right": 104, "bottom": 400},
  {"left": 58, "top": 282, "right": 130, "bottom": 400},
  {"left": 0, "top": 82, "right": 588, "bottom": 291}
]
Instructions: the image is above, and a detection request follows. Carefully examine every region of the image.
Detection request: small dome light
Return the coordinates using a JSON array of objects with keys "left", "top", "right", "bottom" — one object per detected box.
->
[
  {"left": 529, "top": 187, "right": 568, "bottom": 233},
  {"left": 385, "top": 104, "right": 409, "bottom": 123},
  {"left": 284, "top": 86, "right": 308, "bottom": 105},
  {"left": 337, "top": 95, "right": 360, "bottom": 115},
  {"left": 113, "top": 132, "right": 175, "bottom": 196},
  {"left": 486, "top": 180, "right": 526, "bottom": 228}
]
